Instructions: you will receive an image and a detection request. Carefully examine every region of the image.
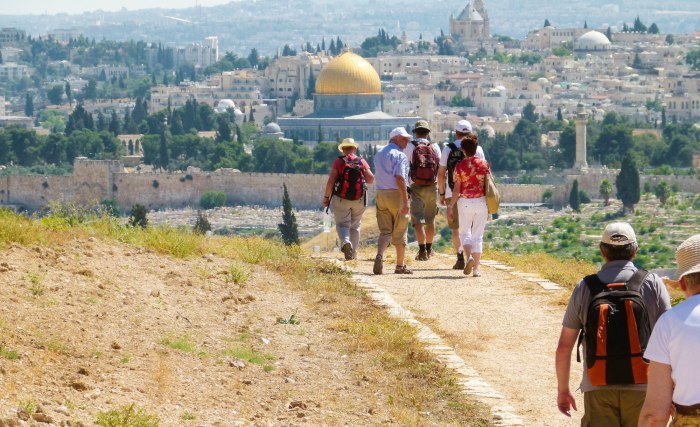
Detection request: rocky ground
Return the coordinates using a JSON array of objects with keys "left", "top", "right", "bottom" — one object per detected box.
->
[{"left": 0, "top": 236, "right": 453, "bottom": 426}]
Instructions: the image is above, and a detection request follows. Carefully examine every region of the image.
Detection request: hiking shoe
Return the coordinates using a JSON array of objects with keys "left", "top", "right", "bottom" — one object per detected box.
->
[
  {"left": 415, "top": 248, "right": 428, "bottom": 261},
  {"left": 473, "top": 268, "right": 481, "bottom": 277},
  {"left": 341, "top": 242, "right": 353, "bottom": 261},
  {"left": 426, "top": 248, "right": 433, "bottom": 259},
  {"left": 373, "top": 254, "right": 383, "bottom": 275},
  {"left": 453, "top": 257, "right": 465, "bottom": 270},
  {"left": 463, "top": 257, "right": 475, "bottom": 276},
  {"left": 394, "top": 265, "right": 413, "bottom": 274}
]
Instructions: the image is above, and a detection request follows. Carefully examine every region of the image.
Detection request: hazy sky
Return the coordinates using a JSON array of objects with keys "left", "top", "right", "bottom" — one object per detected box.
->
[{"left": 2, "top": 0, "right": 234, "bottom": 15}]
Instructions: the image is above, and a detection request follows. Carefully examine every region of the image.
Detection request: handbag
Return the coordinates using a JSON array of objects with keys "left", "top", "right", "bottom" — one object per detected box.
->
[{"left": 484, "top": 172, "right": 500, "bottom": 214}]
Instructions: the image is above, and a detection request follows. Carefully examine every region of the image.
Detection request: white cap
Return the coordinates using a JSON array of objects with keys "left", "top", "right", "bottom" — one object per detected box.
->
[
  {"left": 455, "top": 119, "right": 473, "bottom": 133},
  {"left": 389, "top": 127, "right": 411, "bottom": 140},
  {"left": 601, "top": 222, "right": 637, "bottom": 246}
]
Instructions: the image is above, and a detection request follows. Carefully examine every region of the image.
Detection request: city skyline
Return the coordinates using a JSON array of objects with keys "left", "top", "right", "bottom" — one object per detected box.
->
[{"left": 0, "top": 0, "right": 237, "bottom": 16}]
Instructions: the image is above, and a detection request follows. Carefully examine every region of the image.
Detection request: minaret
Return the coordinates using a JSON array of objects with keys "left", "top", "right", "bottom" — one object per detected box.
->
[
  {"left": 419, "top": 70, "right": 434, "bottom": 128},
  {"left": 574, "top": 103, "right": 588, "bottom": 170}
]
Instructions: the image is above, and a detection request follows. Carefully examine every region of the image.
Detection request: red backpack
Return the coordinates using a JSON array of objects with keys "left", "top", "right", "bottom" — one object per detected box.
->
[
  {"left": 332, "top": 156, "right": 366, "bottom": 201},
  {"left": 410, "top": 141, "right": 439, "bottom": 186}
]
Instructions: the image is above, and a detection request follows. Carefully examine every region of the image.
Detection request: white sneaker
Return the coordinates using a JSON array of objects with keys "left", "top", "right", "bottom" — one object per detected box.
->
[
  {"left": 473, "top": 268, "right": 481, "bottom": 277},
  {"left": 463, "top": 257, "right": 474, "bottom": 276}
]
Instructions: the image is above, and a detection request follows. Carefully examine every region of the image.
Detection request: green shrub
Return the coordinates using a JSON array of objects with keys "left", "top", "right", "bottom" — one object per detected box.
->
[
  {"left": 129, "top": 205, "right": 148, "bottom": 228},
  {"left": 192, "top": 211, "right": 212, "bottom": 235},
  {"left": 200, "top": 191, "right": 226, "bottom": 209},
  {"left": 96, "top": 404, "right": 160, "bottom": 427}
]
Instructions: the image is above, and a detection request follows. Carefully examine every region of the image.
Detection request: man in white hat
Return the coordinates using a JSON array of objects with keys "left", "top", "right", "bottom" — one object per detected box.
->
[
  {"left": 556, "top": 222, "right": 671, "bottom": 426},
  {"left": 372, "top": 127, "right": 413, "bottom": 275},
  {"left": 639, "top": 234, "right": 700, "bottom": 426},
  {"left": 437, "top": 119, "right": 485, "bottom": 269},
  {"left": 323, "top": 138, "right": 375, "bottom": 260}
]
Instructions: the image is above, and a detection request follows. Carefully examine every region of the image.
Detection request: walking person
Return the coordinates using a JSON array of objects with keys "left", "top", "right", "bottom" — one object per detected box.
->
[
  {"left": 372, "top": 127, "right": 412, "bottom": 275},
  {"left": 403, "top": 120, "right": 441, "bottom": 261},
  {"left": 447, "top": 133, "right": 489, "bottom": 277},
  {"left": 438, "top": 120, "right": 485, "bottom": 269},
  {"left": 555, "top": 222, "right": 671, "bottom": 426},
  {"left": 322, "top": 138, "right": 374, "bottom": 260},
  {"left": 639, "top": 234, "right": 700, "bottom": 427}
]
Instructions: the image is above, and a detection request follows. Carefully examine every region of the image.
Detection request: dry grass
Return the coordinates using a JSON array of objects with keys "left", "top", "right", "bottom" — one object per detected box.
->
[
  {"left": 0, "top": 207, "right": 491, "bottom": 426},
  {"left": 483, "top": 247, "right": 598, "bottom": 290}
]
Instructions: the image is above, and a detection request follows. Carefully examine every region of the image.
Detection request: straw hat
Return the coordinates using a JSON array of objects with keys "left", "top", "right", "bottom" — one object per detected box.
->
[
  {"left": 676, "top": 234, "right": 700, "bottom": 281},
  {"left": 337, "top": 138, "right": 358, "bottom": 152}
]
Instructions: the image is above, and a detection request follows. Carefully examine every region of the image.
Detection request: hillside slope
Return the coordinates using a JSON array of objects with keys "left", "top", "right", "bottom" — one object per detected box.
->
[{"left": 0, "top": 212, "right": 490, "bottom": 426}]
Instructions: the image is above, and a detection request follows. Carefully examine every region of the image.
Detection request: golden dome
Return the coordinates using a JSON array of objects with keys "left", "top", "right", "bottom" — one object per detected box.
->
[{"left": 315, "top": 52, "right": 381, "bottom": 95}]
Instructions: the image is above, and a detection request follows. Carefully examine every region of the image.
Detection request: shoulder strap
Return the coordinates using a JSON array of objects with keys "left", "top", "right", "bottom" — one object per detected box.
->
[
  {"left": 583, "top": 273, "right": 607, "bottom": 297},
  {"left": 447, "top": 142, "right": 458, "bottom": 151},
  {"left": 625, "top": 269, "right": 648, "bottom": 292}
]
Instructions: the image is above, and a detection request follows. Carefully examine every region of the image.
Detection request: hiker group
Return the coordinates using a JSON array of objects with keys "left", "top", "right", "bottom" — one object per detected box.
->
[
  {"left": 323, "top": 119, "right": 496, "bottom": 276},
  {"left": 556, "top": 224, "right": 700, "bottom": 427}
]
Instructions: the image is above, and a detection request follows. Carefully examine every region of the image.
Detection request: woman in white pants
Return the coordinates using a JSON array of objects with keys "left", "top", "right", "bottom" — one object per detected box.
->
[{"left": 447, "top": 133, "right": 491, "bottom": 277}]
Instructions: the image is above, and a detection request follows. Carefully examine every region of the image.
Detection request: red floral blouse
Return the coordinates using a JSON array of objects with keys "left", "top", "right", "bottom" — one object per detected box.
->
[{"left": 454, "top": 156, "right": 491, "bottom": 199}]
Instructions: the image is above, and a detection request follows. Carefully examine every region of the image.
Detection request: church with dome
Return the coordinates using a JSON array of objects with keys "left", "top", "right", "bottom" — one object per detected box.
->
[{"left": 277, "top": 51, "right": 420, "bottom": 147}]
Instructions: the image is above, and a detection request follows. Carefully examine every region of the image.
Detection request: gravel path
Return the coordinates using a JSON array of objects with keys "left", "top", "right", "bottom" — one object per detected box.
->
[{"left": 348, "top": 251, "right": 585, "bottom": 426}]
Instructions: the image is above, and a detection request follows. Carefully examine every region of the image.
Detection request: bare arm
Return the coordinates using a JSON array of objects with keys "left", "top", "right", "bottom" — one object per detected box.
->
[
  {"left": 447, "top": 176, "right": 461, "bottom": 218},
  {"left": 555, "top": 326, "right": 579, "bottom": 417},
  {"left": 364, "top": 167, "right": 375, "bottom": 185},
  {"left": 437, "top": 165, "right": 447, "bottom": 206},
  {"left": 639, "top": 361, "right": 674, "bottom": 427},
  {"left": 323, "top": 167, "right": 339, "bottom": 208},
  {"left": 395, "top": 175, "right": 409, "bottom": 215}
]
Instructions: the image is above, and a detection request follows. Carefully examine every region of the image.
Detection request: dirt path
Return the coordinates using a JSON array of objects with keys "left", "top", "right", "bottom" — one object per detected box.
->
[{"left": 347, "top": 251, "right": 585, "bottom": 426}]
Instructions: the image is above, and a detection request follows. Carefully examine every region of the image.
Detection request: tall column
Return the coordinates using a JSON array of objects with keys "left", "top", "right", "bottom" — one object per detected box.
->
[{"left": 574, "top": 103, "right": 588, "bottom": 170}]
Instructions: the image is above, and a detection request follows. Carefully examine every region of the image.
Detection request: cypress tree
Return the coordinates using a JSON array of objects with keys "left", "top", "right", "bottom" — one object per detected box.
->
[
  {"left": 278, "top": 183, "right": 300, "bottom": 246},
  {"left": 569, "top": 179, "right": 581, "bottom": 212},
  {"left": 616, "top": 155, "right": 640, "bottom": 213},
  {"left": 158, "top": 128, "right": 170, "bottom": 171},
  {"left": 24, "top": 93, "right": 34, "bottom": 117}
]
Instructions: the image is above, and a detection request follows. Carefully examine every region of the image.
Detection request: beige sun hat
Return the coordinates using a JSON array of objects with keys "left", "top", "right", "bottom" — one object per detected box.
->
[
  {"left": 337, "top": 138, "right": 358, "bottom": 153},
  {"left": 676, "top": 234, "right": 700, "bottom": 281}
]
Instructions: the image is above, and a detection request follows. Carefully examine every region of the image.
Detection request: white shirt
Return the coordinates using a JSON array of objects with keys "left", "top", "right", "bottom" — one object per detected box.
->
[
  {"left": 403, "top": 138, "right": 442, "bottom": 185},
  {"left": 439, "top": 140, "right": 485, "bottom": 198},
  {"left": 644, "top": 294, "right": 700, "bottom": 405}
]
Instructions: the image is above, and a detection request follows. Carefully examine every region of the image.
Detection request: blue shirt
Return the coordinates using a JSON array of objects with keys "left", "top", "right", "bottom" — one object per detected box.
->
[{"left": 373, "top": 142, "right": 409, "bottom": 190}]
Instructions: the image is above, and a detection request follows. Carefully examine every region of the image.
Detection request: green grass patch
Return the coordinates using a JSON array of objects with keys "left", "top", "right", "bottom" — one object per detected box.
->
[
  {"left": 161, "top": 336, "right": 197, "bottom": 353},
  {"left": 0, "top": 346, "right": 19, "bottom": 360},
  {"left": 96, "top": 404, "right": 160, "bottom": 427},
  {"left": 224, "top": 346, "right": 274, "bottom": 364}
]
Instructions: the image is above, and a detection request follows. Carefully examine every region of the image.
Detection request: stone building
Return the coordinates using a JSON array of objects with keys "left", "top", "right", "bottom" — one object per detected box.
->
[{"left": 449, "top": 0, "right": 491, "bottom": 49}]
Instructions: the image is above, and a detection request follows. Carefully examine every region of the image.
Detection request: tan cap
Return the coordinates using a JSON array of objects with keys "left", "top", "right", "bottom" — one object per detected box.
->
[
  {"left": 601, "top": 222, "right": 637, "bottom": 246},
  {"left": 676, "top": 234, "right": 700, "bottom": 281}
]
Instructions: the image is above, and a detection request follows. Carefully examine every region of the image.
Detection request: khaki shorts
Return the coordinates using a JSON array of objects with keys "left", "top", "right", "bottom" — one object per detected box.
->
[
  {"left": 445, "top": 197, "right": 459, "bottom": 229},
  {"left": 410, "top": 183, "right": 438, "bottom": 226},
  {"left": 673, "top": 415, "right": 700, "bottom": 426},
  {"left": 376, "top": 189, "right": 409, "bottom": 246},
  {"left": 582, "top": 389, "right": 645, "bottom": 427}
]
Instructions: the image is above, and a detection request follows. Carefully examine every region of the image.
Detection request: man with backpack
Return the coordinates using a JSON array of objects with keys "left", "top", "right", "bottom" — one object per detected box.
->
[
  {"left": 403, "top": 120, "right": 441, "bottom": 261},
  {"left": 437, "top": 120, "right": 485, "bottom": 269},
  {"left": 323, "top": 138, "right": 375, "bottom": 260},
  {"left": 555, "top": 222, "right": 671, "bottom": 426}
]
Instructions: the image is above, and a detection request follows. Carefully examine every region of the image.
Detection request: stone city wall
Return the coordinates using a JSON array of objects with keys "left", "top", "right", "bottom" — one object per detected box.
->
[{"left": 2, "top": 160, "right": 697, "bottom": 212}]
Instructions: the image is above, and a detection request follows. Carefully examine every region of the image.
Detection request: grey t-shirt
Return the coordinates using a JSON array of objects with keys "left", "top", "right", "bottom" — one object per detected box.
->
[{"left": 562, "top": 259, "right": 671, "bottom": 392}]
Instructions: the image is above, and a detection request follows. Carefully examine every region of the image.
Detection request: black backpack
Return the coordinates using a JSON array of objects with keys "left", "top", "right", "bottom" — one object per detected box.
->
[
  {"left": 577, "top": 269, "right": 650, "bottom": 387},
  {"left": 332, "top": 156, "right": 366, "bottom": 201},
  {"left": 446, "top": 142, "right": 465, "bottom": 191}
]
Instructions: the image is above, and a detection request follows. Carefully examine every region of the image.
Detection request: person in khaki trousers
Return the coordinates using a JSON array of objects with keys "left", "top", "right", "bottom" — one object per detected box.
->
[{"left": 372, "top": 127, "right": 412, "bottom": 275}]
